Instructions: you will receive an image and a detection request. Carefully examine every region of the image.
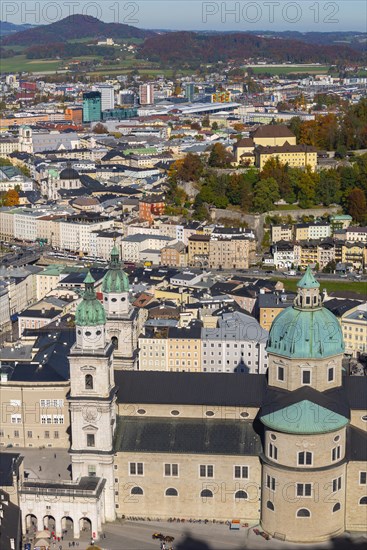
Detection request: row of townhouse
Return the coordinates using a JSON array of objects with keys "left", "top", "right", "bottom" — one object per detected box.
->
[
  {"left": 0, "top": 207, "right": 115, "bottom": 255},
  {"left": 271, "top": 239, "right": 367, "bottom": 270},
  {"left": 139, "top": 312, "right": 268, "bottom": 374},
  {"left": 271, "top": 220, "right": 366, "bottom": 245}
]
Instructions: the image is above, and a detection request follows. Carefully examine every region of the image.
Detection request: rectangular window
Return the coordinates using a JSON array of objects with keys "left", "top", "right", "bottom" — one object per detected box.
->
[
  {"left": 53, "top": 415, "right": 64, "bottom": 424},
  {"left": 302, "top": 370, "right": 311, "bottom": 384},
  {"left": 164, "top": 463, "right": 179, "bottom": 477},
  {"left": 14, "top": 430, "right": 19, "bottom": 438},
  {"left": 54, "top": 431, "right": 59, "bottom": 439},
  {"left": 41, "top": 415, "right": 52, "bottom": 424},
  {"left": 269, "top": 443, "right": 278, "bottom": 460},
  {"left": 87, "top": 434, "right": 95, "bottom": 447},
  {"left": 360, "top": 472, "right": 367, "bottom": 485},
  {"left": 266, "top": 475, "right": 276, "bottom": 492},
  {"left": 234, "top": 466, "right": 249, "bottom": 479},
  {"left": 296, "top": 483, "right": 312, "bottom": 497},
  {"left": 11, "top": 414, "right": 22, "bottom": 424},
  {"left": 200, "top": 465, "right": 214, "bottom": 478},
  {"left": 328, "top": 367, "right": 334, "bottom": 382},
  {"left": 332, "top": 477, "right": 342, "bottom": 492},
  {"left": 44, "top": 431, "right": 49, "bottom": 439},
  {"left": 130, "top": 462, "right": 144, "bottom": 476},
  {"left": 332, "top": 446, "right": 341, "bottom": 461},
  {"left": 27, "top": 431, "right": 32, "bottom": 438},
  {"left": 298, "top": 451, "right": 313, "bottom": 466},
  {"left": 278, "top": 366, "right": 284, "bottom": 381}
]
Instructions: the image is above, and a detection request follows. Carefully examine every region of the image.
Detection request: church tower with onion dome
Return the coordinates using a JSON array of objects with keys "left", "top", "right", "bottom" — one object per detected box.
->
[
  {"left": 102, "top": 244, "right": 143, "bottom": 370},
  {"left": 260, "top": 267, "right": 349, "bottom": 542},
  {"left": 69, "top": 272, "right": 117, "bottom": 522}
]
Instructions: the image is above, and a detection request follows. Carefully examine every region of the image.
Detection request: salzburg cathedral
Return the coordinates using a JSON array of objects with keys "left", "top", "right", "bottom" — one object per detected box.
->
[{"left": 1, "top": 248, "right": 366, "bottom": 544}]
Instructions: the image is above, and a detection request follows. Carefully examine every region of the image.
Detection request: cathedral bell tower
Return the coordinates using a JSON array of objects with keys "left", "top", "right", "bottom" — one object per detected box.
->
[
  {"left": 69, "top": 272, "right": 117, "bottom": 522},
  {"left": 102, "top": 244, "right": 139, "bottom": 370}
]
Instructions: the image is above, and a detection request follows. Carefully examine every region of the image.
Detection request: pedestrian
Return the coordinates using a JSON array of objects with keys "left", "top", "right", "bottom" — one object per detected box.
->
[
  {"left": 58, "top": 473, "right": 61, "bottom": 478},
  {"left": 39, "top": 466, "right": 42, "bottom": 472},
  {"left": 54, "top": 453, "right": 56, "bottom": 459}
]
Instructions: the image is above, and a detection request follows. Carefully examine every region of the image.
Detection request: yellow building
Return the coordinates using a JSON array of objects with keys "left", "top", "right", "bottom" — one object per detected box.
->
[
  {"left": 233, "top": 137, "right": 255, "bottom": 165},
  {"left": 167, "top": 322, "right": 202, "bottom": 372},
  {"left": 342, "top": 242, "right": 367, "bottom": 270},
  {"left": 208, "top": 237, "right": 255, "bottom": 270},
  {"left": 255, "top": 142, "right": 318, "bottom": 171}
]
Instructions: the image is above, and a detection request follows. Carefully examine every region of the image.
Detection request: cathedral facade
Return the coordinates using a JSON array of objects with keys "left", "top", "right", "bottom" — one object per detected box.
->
[{"left": 13, "top": 260, "right": 367, "bottom": 542}]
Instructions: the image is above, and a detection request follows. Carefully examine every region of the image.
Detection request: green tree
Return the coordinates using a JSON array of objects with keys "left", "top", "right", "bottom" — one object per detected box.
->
[
  {"left": 316, "top": 169, "right": 341, "bottom": 206},
  {"left": 253, "top": 178, "right": 280, "bottom": 213}
]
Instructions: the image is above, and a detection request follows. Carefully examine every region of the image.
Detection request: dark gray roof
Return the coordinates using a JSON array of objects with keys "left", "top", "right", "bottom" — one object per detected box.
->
[
  {"left": 115, "top": 371, "right": 266, "bottom": 406},
  {"left": 345, "top": 375, "right": 367, "bottom": 410},
  {"left": 347, "top": 426, "right": 367, "bottom": 461},
  {"left": 0, "top": 453, "right": 21, "bottom": 486},
  {"left": 324, "top": 298, "right": 362, "bottom": 318},
  {"left": 114, "top": 416, "right": 262, "bottom": 456}
]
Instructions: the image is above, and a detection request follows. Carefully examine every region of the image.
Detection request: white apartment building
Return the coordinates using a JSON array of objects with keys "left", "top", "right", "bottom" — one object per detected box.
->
[
  {"left": 58, "top": 216, "right": 114, "bottom": 254},
  {"left": 308, "top": 223, "right": 331, "bottom": 240},
  {"left": 346, "top": 227, "right": 367, "bottom": 243},
  {"left": 201, "top": 311, "right": 268, "bottom": 374},
  {"left": 13, "top": 210, "right": 47, "bottom": 242},
  {"left": 121, "top": 234, "right": 173, "bottom": 263}
]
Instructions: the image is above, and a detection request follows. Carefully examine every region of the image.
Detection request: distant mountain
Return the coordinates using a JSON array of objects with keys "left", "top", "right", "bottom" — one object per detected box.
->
[
  {"left": 139, "top": 32, "right": 364, "bottom": 66},
  {"left": 1, "top": 14, "right": 155, "bottom": 45},
  {"left": 0, "top": 21, "right": 36, "bottom": 37}
]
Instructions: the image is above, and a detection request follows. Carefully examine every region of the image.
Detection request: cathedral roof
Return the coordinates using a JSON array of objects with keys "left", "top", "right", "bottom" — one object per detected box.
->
[
  {"left": 261, "top": 399, "right": 348, "bottom": 434},
  {"left": 297, "top": 265, "right": 320, "bottom": 289},
  {"left": 102, "top": 245, "right": 130, "bottom": 294},
  {"left": 75, "top": 272, "right": 106, "bottom": 326},
  {"left": 114, "top": 416, "right": 262, "bottom": 456}
]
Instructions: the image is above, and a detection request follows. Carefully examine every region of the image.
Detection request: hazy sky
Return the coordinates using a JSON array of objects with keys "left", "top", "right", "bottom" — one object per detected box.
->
[{"left": 2, "top": 0, "right": 366, "bottom": 32}]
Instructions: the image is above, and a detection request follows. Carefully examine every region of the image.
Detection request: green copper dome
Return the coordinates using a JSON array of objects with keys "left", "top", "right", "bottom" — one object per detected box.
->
[
  {"left": 266, "top": 269, "right": 344, "bottom": 359},
  {"left": 75, "top": 272, "right": 106, "bottom": 326},
  {"left": 261, "top": 400, "right": 348, "bottom": 434},
  {"left": 102, "top": 244, "right": 130, "bottom": 294}
]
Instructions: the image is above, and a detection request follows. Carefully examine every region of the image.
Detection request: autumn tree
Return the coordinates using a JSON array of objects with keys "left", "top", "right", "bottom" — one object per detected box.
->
[
  {"left": 93, "top": 123, "right": 108, "bottom": 134},
  {"left": 4, "top": 189, "right": 19, "bottom": 206},
  {"left": 346, "top": 188, "right": 367, "bottom": 223},
  {"left": 176, "top": 153, "right": 203, "bottom": 182},
  {"left": 208, "top": 143, "right": 234, "bottom": 168}
]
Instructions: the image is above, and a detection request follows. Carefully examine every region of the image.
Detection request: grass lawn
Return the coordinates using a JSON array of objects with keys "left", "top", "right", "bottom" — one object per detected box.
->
[
  {"left": 0, "top": 55, "right": 62, "bottom": 73},
  {"left": 273, "top": 277, "right": 366, "bottom": 296},
  {"left": 248, "top": 65, "right": 330, "bottom": 75}
]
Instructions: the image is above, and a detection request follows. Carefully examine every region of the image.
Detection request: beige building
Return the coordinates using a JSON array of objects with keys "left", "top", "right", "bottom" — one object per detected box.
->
[
  {"left": 188, "top": 234, "right": 210, "bottom": 267},
  {"left": 341, "top": 304, "right": 367, "bottom": 357},
  {"left": 160, "top": 241, "right": 187, "bottom": 267},
  {"left": 251, "top": 125, "right": 297, "bottom": 147},
  {"left": 209, "top": 236, "right": 255, "bottom": 270},
  {"left": 271, "top": 224, "right": 293, "bottom": 243}
]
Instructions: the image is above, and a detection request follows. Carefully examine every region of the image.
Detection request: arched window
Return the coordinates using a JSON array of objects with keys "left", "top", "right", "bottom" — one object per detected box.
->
[
  {"left": 85, "top": 374, "right": 93, "bottom": 390},
  {"left": 359, "top": 496, "right": 367, "bottom": 505},
  {"left": 297, "top": 508, "right": 311, "bottom": 517},
  {"left": 234, "top": 490, "right": 248, "bottom": 500},
  {"left": 130, "top": 486, "right": 143, "bottom": 495},
  {"left": 266, "top": 501, "right": 274, "bottom": 511},
  {"left": 333, "top": 502, "right": 341, "bottom": 512},
  {"left": 165, "top": 488, "right": 178, "bottom": 496},
  {"left": 200, "top": 489, "right": 213, "bottom": 498}
]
